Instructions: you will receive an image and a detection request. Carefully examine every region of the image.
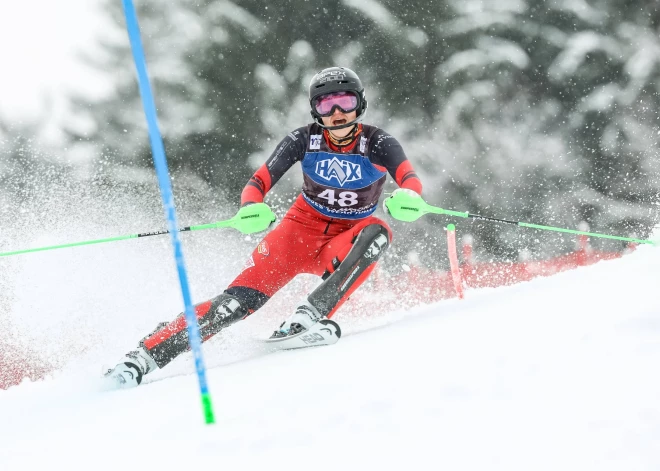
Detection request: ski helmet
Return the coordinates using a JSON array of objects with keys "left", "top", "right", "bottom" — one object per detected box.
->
[{"left": 309, "top": 67, "right": 368, "bottom": 129}]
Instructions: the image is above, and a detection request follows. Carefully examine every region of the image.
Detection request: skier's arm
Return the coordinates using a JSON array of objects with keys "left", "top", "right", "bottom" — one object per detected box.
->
[
  {"left": 241, "top": 129, "right": 307, "bottom": 206},
  {"left": 371, "top": 131, "right": 423, "bottom": 194}
]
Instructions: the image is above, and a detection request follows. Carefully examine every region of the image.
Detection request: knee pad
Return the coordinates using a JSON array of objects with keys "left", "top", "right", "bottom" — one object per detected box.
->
[
  {"left": 359, "top": 224, "right": 390, "bottom": 262},
  {"left": 225, "top": 286, "right": 270, "bottom": 312},
  {"left": 202, "top": 292, "right": 250, "bottom": 334},
  {"left": 310, "top": 224, "right": 390, "bottom": 317},
  {"left": 141, "top": 292, "right": 250, "bottom": 368}
]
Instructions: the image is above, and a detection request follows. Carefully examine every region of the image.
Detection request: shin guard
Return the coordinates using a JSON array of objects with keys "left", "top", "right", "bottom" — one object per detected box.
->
[
  {"left": 308, "top": 224, "right": 390, "bottom": 317},
  {"left": 141, "top": 292, "right": 249, "bottom": 368}
]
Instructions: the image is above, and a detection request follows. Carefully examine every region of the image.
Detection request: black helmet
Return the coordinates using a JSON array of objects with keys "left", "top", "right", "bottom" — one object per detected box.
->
[{"left": 309, "top": 66, "right": 368, "bottom": 129}]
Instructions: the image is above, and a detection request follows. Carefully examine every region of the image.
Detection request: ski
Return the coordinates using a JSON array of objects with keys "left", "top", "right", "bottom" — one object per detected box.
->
[
  {"left": 102, "top": 319, "right": 342, "bottom": 390},
  {"left": 264, "top": 319, "right": 341, "bottom": 350}
]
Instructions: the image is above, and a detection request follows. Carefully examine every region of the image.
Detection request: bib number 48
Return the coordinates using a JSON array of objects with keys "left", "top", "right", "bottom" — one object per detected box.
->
[{"left": 317, "top": 189, "right": 358, "bottom": 207}]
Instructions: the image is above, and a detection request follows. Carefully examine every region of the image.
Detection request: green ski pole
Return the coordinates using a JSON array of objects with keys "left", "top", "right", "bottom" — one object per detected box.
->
[
  {"left": 385, "top": 191, "right": 657, "bottom": 246},
  {"left": 0, "top": 203, "right": 276, "bottom": 258}
]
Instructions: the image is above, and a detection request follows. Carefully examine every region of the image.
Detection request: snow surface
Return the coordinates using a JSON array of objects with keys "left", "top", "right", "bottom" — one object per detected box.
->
[{"left": 1, "top": 237, "right": 660, "bottom": 470}]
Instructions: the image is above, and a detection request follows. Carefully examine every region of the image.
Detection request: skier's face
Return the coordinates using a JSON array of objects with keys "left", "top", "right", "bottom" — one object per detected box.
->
[{"left": 321, "top": 108, "right": 358, "bottom": 138}]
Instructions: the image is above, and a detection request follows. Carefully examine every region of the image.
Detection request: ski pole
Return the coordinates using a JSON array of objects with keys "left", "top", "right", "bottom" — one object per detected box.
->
[
  {"left": 0, "top": 203, "right": 276, "bottom": 258},
  {"left": 385, "top": 191, "right": 657, "bottom": 246}
]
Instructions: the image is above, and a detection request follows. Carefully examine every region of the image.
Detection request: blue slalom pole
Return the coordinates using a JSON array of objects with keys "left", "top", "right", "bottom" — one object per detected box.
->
[{"left": 122, "top": 0, "right": 215, "bottom": 424}]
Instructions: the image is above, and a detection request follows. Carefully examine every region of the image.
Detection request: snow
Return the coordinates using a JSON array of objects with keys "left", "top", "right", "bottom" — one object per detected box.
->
[
  {"left": 438, "top": 38, "right": 528, "bottom": 78},
  {"left": 255, "top": 64, "right": 287, "bottom": 94},
  {"left": 452, "top": 0, "right": 526, "bottom": 16},
  {"left": 1, "top": 1, "right": 660, "bottom": 468},
  {"left": 208, "top": 1, "right": 265, "bottom": 40},
  {"left": 1, "top": 230, "right": 660, "bottom": 469},
  {"left": 477, "top": 37, "right": 530, "bottom": 69},
  {"left": 342, "top": 0, "right": 428, "bottom": 49},
  {"left": 579, "top": 83, "right": 620, "bottom": 112},
  {"left": 406, "top": 28, "right": 429, "bottom": 48},
  {"left": 549, "top": 0, "right": 607, "bottom": 25},
  {"left": 619, "top": 24, "right": 660, "bottom": 81},
  {"left": 548, "top": 31, "right": 623, "bottom": 81},
  {"left": 342, "top": 0, "right": 399, "bottom": 32},
  {"left": 439, "top": 12, "right": 517, "bottom": 37}
]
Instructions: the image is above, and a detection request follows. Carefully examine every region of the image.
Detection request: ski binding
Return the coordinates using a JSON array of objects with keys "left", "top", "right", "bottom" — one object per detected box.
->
[{"left": 265, "top": 318, "right": 341, "bottom": 349}]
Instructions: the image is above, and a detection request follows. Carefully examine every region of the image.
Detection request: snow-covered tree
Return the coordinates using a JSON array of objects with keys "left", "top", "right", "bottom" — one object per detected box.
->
[{"left": 71, "top": 0, "right": 660, "bottom": 261}]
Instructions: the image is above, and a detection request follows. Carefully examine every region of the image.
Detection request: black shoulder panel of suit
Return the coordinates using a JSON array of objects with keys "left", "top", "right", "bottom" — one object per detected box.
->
[
  {"left": 263, "top": 126, "right": 309, "bottom": 188},
  {"left": 363, "top": 125, "right": 409, "bottom": 175}
]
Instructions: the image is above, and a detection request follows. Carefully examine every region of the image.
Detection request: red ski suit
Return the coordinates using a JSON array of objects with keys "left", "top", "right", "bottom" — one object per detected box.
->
[
  {"left": 140, "top": 122, "right": 422, "bottom": 368},
  {"left": 228, "top": 122, "right": 423, "bottom": 317},
  {"left": 230, "top": 195, "right": 388, "bottom": 317}
]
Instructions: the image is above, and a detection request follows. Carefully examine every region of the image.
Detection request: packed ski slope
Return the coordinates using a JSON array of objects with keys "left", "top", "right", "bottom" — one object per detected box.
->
[{"left": 1, "top": 239, "right": 659, "bottom": 470}]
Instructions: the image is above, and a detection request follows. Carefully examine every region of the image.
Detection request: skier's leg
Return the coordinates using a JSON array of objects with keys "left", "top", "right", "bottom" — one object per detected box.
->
[
  {"left": 106, "top": 210, "right": 319, "bottom": 387},
  {"left": 105, "top": 290, "right": 254, "bottom": 388},
  {"left": 274, "top": 219, "right": 391, "bottom": 336},
  {"left": 140, "top": 290, "right": 256, "bottom": 368}
]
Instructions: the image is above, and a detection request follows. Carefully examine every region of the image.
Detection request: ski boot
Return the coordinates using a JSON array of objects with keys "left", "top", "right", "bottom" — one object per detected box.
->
[
  {"left": 267, "top": 301, "right": 341, "bottom": 348},
  {"left": 271, "top": 301, "right": 323, "bottom": 339},
  {"left": 104, "top": 346, "right": 158, "bottom": 389}
]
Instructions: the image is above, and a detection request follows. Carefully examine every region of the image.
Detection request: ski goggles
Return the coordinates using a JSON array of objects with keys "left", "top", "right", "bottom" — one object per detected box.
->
[{"left": 312, "top": 91, "right": 360, "bottom": 117}]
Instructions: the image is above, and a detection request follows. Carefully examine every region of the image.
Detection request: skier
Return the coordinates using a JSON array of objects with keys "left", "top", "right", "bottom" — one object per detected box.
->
[{"left": 105, "top": 66, "right": 423, "bottom": 387}]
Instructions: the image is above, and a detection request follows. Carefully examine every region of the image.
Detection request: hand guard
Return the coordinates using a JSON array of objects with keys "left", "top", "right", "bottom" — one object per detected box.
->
[
  {"left": 232, "top": 203, "right": 276, "bottom": 234},
  {"left": 383, "top": 188, "right": 426, "bottom": 222}
]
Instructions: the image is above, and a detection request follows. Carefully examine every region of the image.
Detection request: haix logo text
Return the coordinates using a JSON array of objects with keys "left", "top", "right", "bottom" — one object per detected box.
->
[{"left": 315, "top": 157, "right": 361, "bottom": 187}]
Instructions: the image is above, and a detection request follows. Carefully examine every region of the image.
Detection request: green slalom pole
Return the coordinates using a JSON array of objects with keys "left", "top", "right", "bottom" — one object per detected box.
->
[
  {"left": 0, "top": 203, "right": 276, "bottom": 258},
  {"left": 385, "top": 191, "right": 657, "bottom": 246}
]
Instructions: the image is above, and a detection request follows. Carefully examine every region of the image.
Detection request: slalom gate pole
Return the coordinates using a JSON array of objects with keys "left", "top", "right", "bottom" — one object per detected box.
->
[
  {"left": 445, "top": 224, "right": 464, "bottom": 299},
  {"left": 386, "top": 192, "right": 657, "bottom": 246},
  {"left": 0, "top": 203, "right": 275, "bottom": 258},
  {"left": 122, "top": 0, "right": 214, "bottom": 424}
]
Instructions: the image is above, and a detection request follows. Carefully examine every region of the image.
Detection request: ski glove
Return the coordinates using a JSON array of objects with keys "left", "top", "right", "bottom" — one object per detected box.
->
[
  {"left": 383, "top": 188, "right": 425, "bottom": 222},
  {"left": 232, "top": 203, "right": 276, "bottom": 234}
]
